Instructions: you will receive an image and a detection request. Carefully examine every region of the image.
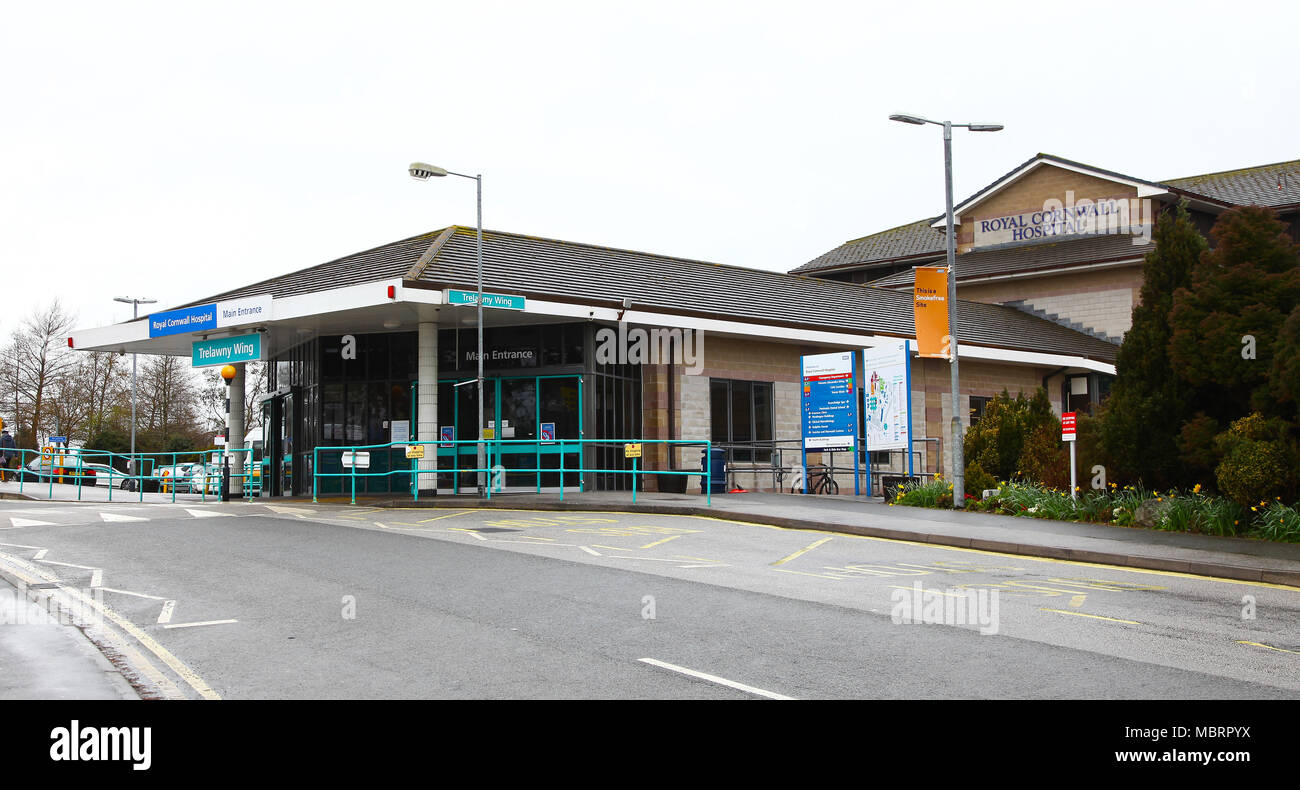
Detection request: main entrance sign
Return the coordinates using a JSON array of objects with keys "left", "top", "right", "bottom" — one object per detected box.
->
[
  {"left": 445, "top": 289, "right": 526, "bottom": 310},
  {"left": 150, "top": 294, "right": 273, "bottom": 338}
]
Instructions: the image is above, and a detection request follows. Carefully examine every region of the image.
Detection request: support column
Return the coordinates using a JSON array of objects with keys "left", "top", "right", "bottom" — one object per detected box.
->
[
  {"left": 228, "top": 363, "right": 246, "bottom": 497},
  {"left": 417, "top": 322, "right": 439, "bottom": 495}
]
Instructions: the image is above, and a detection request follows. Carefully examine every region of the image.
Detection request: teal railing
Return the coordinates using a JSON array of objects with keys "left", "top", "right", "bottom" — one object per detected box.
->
[
  {"left": 311, "top": 438, "right": 713, "bottom": 506},
  {"left": 0, "top": 446, "right": 264, "bottom": 503}
]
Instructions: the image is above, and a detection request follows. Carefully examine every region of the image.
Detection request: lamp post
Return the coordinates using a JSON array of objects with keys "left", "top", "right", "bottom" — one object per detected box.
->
[
  {"left": 888, "top": 114, "right": 1003, "bottom": 509},
  {"left": 113, "top": 296, "right": 157, "bottom": 473},
  {"left": 408, "top": 162, "right": 486, "bottom": 497}
]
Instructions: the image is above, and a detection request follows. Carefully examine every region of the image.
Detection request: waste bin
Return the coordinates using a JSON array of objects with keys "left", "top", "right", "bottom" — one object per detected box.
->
[{"left": 700, "top": 448, "right": 726, "bottom": 494}]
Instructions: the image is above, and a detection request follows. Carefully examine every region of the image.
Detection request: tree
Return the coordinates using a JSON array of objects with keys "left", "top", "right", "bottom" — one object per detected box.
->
[
  {"left": 198, "top": 361, "right": 267, "bottom": 435},
  {"left": 1169, "top": 205, "right": 1300, "bottom": 424},
  {"left": 964, "top": 387, "right": 1060, "bottom": 485},
  {"left": 1, "top": 301, "right": 77, "bottom": 447},
  {"left": 137, "top": 355, "right": 202, "bottom": 447},
  {"left": 1100, "top": 201, "right": 1207, "bottom": 489}
]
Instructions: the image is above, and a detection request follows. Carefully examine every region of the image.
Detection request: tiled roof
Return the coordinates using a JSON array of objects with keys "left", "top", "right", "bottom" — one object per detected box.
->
[
  {"left": 788, "top": 219, "right": 945, "bottom": 274},
  {"left": 195, "top": 226, "right": 1119, "bottom": 363},
  {"left": 866, "top": 233, "right": 1147, "bottom": 288},
  {"left": 1165, "top": 160, "right": 1300, "bottom": 208}
]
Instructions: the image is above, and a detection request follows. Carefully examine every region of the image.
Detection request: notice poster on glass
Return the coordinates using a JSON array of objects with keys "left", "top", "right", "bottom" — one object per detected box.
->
[
  {"left": 862, "top": 342, "right": 912, "bottom": 453},
  {"left": 800, "top": 351, "right": 858, "bottom": 452}
]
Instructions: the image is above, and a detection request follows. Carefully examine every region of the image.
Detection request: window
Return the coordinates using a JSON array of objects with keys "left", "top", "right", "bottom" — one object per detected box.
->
[
  {"left": 709, "top": 379, "right": 773, "bottom": 462},
  {"left": 970, "top": 396, "right": 993, "bottom": 425}
]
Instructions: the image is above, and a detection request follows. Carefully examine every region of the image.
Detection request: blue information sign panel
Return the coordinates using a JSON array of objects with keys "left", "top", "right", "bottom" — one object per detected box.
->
[
  {"left": 192, "top": 333, "right": 262, "bottom": 367},
  {"left": 540, "top": 422, "right": 556, "bottom": 444},
  {"left": 150, "top": 304, "right": 217, "bottom": 338},
  {"left": 440, "top": 425, "right": 455, "bottom": 449},
  {"left": 800, "top": 351, "right": 858, "bottom": 452}
]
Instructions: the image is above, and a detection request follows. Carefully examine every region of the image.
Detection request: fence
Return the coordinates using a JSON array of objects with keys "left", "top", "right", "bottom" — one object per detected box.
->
[
  {"left": 713, "top": 437, "right": 942, "bottom": 494},
  {"left": 0, "top": 446, "right": 262, "bottom": 503},
  {"left": 311, "top": 438, "right": 714, "bottom": 506}
]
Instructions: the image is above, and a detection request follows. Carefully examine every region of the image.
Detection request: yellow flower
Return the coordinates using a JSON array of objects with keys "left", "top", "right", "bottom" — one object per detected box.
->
[
  {"left": 1234, "top": 520, "right": 1239, "bottom": 525},
  {"left": 1251, "top": 506, "right": 1257, "bottom": 512},
  {"left": 1193, "top": 484, "right": 1202, "bottom": 494}
]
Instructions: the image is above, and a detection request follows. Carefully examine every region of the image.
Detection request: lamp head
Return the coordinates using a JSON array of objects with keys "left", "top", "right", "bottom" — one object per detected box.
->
[
  {"left": 968, "top": 123, "right": 1004, "bottom": 132},
  {"left": 220, "top": 365, "right": 237, "bottom": 383},
  {"left": 889, "top": 113, "right": 928, "bottom": 125},
  {"left": 409, "top": 162, "right": 448, "bottom": 180}
]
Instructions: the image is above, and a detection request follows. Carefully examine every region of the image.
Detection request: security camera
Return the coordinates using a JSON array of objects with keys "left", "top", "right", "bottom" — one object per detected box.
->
[{"left": 622, "top": 298, "right": 632, "bottom": 309}]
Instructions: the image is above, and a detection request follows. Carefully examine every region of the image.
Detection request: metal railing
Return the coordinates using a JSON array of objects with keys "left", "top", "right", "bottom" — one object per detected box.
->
[
  {"left": 713, "top": 437, "right": 942, "bottom": 495},
  {"left": 311, "top": 438, "right": 715, "bottom": 506},
  {"left": 0, "top": 446, "right": 263, "bottom": 503}
]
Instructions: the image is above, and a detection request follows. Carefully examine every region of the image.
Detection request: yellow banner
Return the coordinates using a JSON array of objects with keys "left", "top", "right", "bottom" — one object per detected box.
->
[{"left": 913, "top": 266, "right": 951, "bottom": 359}]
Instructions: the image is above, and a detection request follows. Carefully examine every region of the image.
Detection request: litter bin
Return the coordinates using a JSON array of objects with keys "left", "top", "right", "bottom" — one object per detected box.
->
[{"left": 700, "top": 448, "right": 727, "bottom": 494}]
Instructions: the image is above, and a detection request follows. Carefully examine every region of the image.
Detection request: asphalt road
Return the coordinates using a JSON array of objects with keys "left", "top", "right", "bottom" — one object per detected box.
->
[{"left": 0, "top": 499, "right": 1296, "bottom": 699}]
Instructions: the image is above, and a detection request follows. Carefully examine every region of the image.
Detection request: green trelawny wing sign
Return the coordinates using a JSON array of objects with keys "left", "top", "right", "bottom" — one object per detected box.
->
[
  {"left": 192, "top": 333, "right": 262, "bottom": 368},
  {"left": 445, "top": 289, "right": 526, "bottom": 310}
]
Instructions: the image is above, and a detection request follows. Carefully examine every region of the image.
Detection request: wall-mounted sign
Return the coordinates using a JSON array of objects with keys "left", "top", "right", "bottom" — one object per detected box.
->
[
  {"left": 624, "top": 443, "right": 642, "bottom": 459},
  {"left": 440, "top": 426, "right": 455, "bottom": 448},
  {"left": 540, "top": 422, "right": 555, "bottom": 444},
  {"left": 445, "top": 289, "right": 526, "bottom": 311},
  {"left": 972, "top": 197, "right": 1145, "bottom": 248},
  {"left": 405, "top": 444, "right": 425, "bottom": 460},
  {"left": 151, "top": 294, "right": 272, "bottom": 338},
  {"left": 192, "top": 333, "right": 263, "bottom": 368},
  {"left": 800, "top": 352, "right": 857, "bottom": 452},
  {"left": 391, "top": 420, "right": 410, "bottom": 446}
]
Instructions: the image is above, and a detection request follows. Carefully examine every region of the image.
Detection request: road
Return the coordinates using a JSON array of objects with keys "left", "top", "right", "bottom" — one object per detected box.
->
[{"left": 0, "top": 499, "right": 1296, "bottom": 699}]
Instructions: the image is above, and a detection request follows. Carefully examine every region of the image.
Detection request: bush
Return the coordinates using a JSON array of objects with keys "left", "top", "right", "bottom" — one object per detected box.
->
[
  {"left": 964, "top": 388, "right": 1057, "bottom": 483},
  {"left": 1213, "top": 413, "right": 1300, "bottom": 507},
  {"left": 1016, "top": 424, "right": 1069, "bottom": 490},
  {"left": 1254, "top": 501, "right": 1300, "bottom": 542},
  {"left": 891, "top": 476, "right": 953, "bottom": 509},
  {"left": 964, "top": 462, "right": 997, "bottom": 498}
]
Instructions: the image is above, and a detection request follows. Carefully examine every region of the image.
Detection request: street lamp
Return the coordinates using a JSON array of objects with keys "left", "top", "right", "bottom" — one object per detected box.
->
[
  {"left": 889, "top": 114, "right": 1003, "bottom": 509},
  {"left": 409, "top": 162, "right": 486, "bottom": 497},
  {"left": 113, "top": 296, "right": 157, "bottom": 472}
]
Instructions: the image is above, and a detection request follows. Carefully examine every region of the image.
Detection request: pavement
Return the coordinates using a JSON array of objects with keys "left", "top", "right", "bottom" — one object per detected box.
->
[
  {"left": 0, "top": 575, "right": 139, "bottom": 700},
  {"left": 305, "top": 489, "right": 1300, "bottom": 588}
]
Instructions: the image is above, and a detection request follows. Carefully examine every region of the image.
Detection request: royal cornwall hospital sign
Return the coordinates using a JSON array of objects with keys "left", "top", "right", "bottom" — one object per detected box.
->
[{"left": 972, "top": 195, "right": 1151, "bottom": 248}]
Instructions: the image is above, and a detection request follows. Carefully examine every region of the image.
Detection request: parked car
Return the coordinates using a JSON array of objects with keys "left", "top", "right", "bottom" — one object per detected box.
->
[{"left": 23, "top": 457, "right": 98, "bottom": 486}]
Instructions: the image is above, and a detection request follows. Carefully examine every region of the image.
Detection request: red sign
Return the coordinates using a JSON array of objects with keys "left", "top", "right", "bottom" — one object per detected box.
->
[{"left": 1061, "top": 412, "right": 1077, "bottom": 442}]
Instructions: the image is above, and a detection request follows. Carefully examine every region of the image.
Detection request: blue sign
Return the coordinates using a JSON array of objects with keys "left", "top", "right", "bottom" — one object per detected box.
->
[
  {"left": 540, "top": 422, "right": 555, "bottom": 444},
  {"left": 150, "top": 304, "right": 217, "bottom": 338},
  {"left": 192, "top": 333, "right": 262, "bottom": 367},
  {"left": 48, "top": 436, "right": 67, "bottom": 444},
  {"left": 440, "top": 425, "right": 455, "bottom": 449},
  {"left": 800, "top": 352, "right": 858, "bottom": 452}
]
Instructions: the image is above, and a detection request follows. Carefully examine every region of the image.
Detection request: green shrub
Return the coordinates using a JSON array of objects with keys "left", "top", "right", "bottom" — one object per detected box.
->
[
  {"left": 1213, "top": 414, "right": 1300, "bottom": 507},
  {"left": 891, "top": 476, "right": 953, "bottom": 509},
  {"left": 964, "top": 462, "right": 997, "bottom": 498}
]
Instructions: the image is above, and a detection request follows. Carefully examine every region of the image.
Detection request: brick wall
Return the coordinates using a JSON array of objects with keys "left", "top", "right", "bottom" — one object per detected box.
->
[{"left": 957, "top": 264, "right": 1143, "bottom": 338}]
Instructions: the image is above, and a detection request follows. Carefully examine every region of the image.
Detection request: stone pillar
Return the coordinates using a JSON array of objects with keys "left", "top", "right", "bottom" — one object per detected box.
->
[
  {"left": 417, "top": 322, "right": 439, "bottom": 495},
  {"left": 228, "top": 362, "right": 245, "bottom": 496}
]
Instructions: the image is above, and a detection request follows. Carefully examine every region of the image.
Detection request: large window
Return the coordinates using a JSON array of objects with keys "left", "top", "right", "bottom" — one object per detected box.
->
[{"left": 709, "top": 379, "right": 773, "bottom": 462}]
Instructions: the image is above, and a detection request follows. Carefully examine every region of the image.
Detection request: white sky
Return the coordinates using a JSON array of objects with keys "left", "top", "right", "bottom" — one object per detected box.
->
[{"left": 2, "top": 1, "right": 1296, "bottom": 338}]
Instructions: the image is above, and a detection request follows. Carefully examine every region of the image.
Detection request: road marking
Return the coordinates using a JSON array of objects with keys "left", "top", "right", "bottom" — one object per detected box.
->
[
  {"left": 579, "top": 546, "right": 601, "bottom": 556},
  {"left": 772, "top": 567, "right": 844, "bottom": 581},
  {"left": 266, "top": 505, "right": 314, "bottom": 517},
  {"left": 157, "top": 600, "right": 176, "bottom": 624},
  {"left": 101, "top": 587, "right": 167, "bottom": 600},
  {"left": 592, "top": 544, "right": 636, "bottom": 551},
  {"left": 1237, "top": 640, "right": 1300, "bottom": 655},
  {"left": 417, "top": 511, "right": 475, "bottom": 523},
  {"left": 32, "top": 549, "right": 47, "bottom": 560},
  {"left": 1040, "top": 608, "right": 1141, "bottom": 625},
  {"left": 771, "top": 537, "right": 833, "bottom": 567},
  {"left": 888, "top": 584, "right": 969, "bottom": 599},
  {"left": 0, "top": 541, "right": 45, "bottom": 550},
  {"left": 638, "top": 658, "right": 795, "bottom": 700},
  {"left": 90, "top": 569, "right": 102, "bottom": 587},
  {"left": 101, "top": 512, "right": 147, "bottom": 523},
  {"left": 449, "top": 528, "right": 488, "bottom": 541},
  {"left": 8, "top": 517, "right": 54, "bottom": 527},
  {"left": 1069, "top": 594, "right": 1087, "bottom": 608},
  {"left": 162, "top": 619, "right": 238, "bottom": 630},
  {"left": 185, "top": 509, "right": 233, "bottom": 519},
  {"left": 640, "top": 535, "right": 682, "bottom": 549}
]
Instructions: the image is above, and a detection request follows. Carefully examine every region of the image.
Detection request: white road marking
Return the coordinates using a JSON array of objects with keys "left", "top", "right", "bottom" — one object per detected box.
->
[
  {"left": 8, "top": 517, "right": 54, "bottom": 527},
  {"left": 162, "top": 619, "right": 238, "bottom": 630},
  {"left": 449, "top": 528, "right": 488, "bottom": 541},
  {"left": 637, "top": 658, "right": 796, "bottom": 700},
  {"left": 32, "top": 549, "right": 47, "bottom": 560},
  {"left": 0, "top": 541, "right": 45, "bottom": 550},
  {"left": 100, "top": 587, "right": 167, "bottom": 600},
  {"left": 101, "top": 512, "right": 147, "bottom": 522},
  {"left": 90, "top": 569, "right": 102, "bottom": 588},
  {"left": 157, "top": 600, "right": 176, "bottom": 624},
  {"left": 266, "top": 505, "right": 314, "bottom": 517},
  {"left": 185, "top": 509, "right": 233, "bottom": 518},
  {"left": 579, "top": 546, "right": 601, "bottom": 556}
]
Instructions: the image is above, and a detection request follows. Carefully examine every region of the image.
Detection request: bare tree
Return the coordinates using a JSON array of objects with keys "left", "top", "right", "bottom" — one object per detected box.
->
[
  {"left": 4, "top": 301, "right": 77, "bottom": 447},
  {"left": 138, "top": 354, "right": 202, "bottom": 445},
  {"left": 198, "top": 361, "right": 267, "bottom": 435}
]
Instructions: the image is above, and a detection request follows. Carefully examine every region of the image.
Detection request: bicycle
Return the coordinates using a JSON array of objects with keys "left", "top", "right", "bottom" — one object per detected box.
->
[{"left": 791, "top": 463, "right": 839, "bottom": 495}]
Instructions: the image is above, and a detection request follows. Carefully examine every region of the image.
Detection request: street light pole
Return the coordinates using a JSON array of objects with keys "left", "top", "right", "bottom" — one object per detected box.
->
[
  {"left": 113, "top": 296, "right": 156, "bottom": 469},
  {"left": 889, "top": 114, "right": 1003, "bottom": 509},
  {"left": 408, "top": 163, "right": 487, "bottom": 496}
]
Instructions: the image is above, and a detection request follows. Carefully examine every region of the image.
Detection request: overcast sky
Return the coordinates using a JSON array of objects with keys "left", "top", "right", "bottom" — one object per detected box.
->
[{"left": 3, "top": 1, "right": 1296, "bottom": 339}]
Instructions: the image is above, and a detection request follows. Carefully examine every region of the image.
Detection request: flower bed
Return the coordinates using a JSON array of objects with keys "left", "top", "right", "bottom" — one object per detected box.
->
[{"left": 890, "top": 478, "right": 1300, "bottom": 542}]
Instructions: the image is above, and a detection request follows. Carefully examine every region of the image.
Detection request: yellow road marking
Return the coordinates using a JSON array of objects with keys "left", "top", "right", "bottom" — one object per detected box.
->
[
  {"left": 417, "top": 511, "right": 476, "bottom": 523},
  {"left": 592, "top": 544, "right": 636, "bottom": 551},
  {"left": 1040, "top": 608, "right": 1141, "bottom": 625},
  {"left": 771, "top": 537, "right": 833, "bottom": 567},
  {"left": 1070, "top": 594, "right": 1087, "bottom": 608},
  {"left": 772, "top": 567, "right": 844, "bottom": 581},
  {"left": 640, "top": 535, "right": 682, "bottom": 549},
  {"left": 314, "top": 506, "right": 1300, "bottom": 591},
  {"left": 888, "top": 584, "right": 969, "bottom": 599},
  {"left": 1237, "top": 641, "right": 1300, "bottom": 655}
]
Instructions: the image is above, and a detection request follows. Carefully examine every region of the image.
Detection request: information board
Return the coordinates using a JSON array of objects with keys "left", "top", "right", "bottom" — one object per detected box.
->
[
  {"left": 800, "top": 352, "right": 858, "bottom": 452},
  {"left": 863, "top": 342, "right": 911, "bottom": 452}
]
